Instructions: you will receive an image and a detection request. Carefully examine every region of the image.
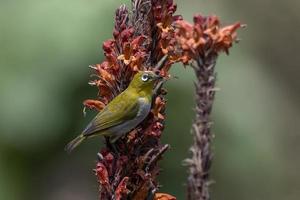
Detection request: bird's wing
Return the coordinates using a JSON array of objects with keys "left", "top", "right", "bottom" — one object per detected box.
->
[{"left": 82, "top": 92, "right": 139, "bottom": 136}]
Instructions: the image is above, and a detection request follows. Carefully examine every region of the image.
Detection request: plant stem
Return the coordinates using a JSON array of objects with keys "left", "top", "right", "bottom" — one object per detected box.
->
[{"left": 186, "top": 53, "right": 218, "bottom": 200}]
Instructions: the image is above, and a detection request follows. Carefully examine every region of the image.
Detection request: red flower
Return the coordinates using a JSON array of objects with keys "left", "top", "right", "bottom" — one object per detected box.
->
[
  {"left": 95, "top": 163, "right": 111, "bottom": 192},
  {"left": 154, "top": 193, "right": 176, "bottom": 200},
  {"left": 115, "top": 177, "right": 129, "bottom": 200},
  {"left": 83, "top": 99, "right": 105, "bottom": 111},
  {"left": 174, "top": 14, "right": 242, "bottom": 62}
]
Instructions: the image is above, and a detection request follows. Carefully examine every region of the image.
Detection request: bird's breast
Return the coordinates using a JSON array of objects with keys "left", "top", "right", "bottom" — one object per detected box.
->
[
  {"left": 125, "top": 97, "right": 151, "bottom": 127},
  {"left": 136, "top": 97, "right": 151, "bottom": 119}
]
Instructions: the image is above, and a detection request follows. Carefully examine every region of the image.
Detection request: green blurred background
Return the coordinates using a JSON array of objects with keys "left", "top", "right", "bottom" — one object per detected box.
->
[{"left": 1, "top": 0, "right": 299, "bottom": 199}]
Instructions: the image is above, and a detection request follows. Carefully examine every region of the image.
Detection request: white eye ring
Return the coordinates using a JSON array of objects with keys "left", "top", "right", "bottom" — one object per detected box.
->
[{"left": 141, "top": 74, "right": 149, "bottom": 82}]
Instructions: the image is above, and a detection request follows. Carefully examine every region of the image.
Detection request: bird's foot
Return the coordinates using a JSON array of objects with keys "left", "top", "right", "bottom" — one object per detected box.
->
[{"left": 105, "top": 137, "right": 120, "bottom": 158}]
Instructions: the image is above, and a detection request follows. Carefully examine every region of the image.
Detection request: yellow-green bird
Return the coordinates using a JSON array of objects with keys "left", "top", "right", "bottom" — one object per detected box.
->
[{"left": 65, "top": 71, "right": 162, "bottom": 152}]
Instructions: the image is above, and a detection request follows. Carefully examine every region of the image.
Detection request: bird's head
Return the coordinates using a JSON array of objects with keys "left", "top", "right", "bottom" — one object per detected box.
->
[{"left": 128, "top": 71, "right": 162, "bottom": 94}]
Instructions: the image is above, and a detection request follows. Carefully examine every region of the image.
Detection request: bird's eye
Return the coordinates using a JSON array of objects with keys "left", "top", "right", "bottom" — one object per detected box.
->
[{"left": 141, "top": 74, "right": 149, "bottom": 82}]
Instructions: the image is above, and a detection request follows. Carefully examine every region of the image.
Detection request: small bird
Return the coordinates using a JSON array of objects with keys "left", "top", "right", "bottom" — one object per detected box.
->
[{"left": 65, "top": 71, "right": 162, "bottom": 152}]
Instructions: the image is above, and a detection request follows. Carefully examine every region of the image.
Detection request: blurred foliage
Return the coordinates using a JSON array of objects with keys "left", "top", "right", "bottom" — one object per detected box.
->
[{"left": 0, "top": 0, "right": 299, "bottom": 200}]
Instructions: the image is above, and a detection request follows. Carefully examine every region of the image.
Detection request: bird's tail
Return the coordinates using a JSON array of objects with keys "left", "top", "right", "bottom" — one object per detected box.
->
[{"left": 65, "top": 134, "right": 85, "bottom": 153}]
